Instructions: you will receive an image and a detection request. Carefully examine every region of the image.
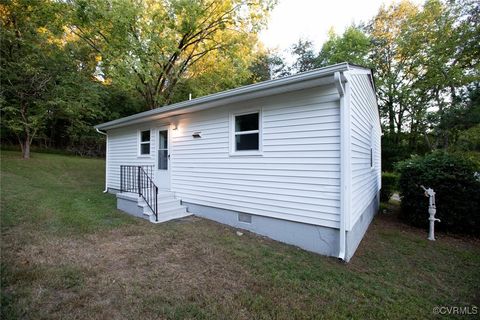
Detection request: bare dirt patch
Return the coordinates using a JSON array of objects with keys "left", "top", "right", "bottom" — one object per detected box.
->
[{"left": 2, "top": 217, "right": 262, "bottom": 319}]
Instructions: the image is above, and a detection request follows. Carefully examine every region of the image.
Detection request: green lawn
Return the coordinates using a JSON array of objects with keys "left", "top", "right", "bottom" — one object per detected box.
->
[{"left": 1, "top": 150, "right": 479, "bottom": 319}]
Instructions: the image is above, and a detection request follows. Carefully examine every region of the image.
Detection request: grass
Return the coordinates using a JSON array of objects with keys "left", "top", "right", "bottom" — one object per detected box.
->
[{"left": 1, "top": 150, "right": 479, "bottom": 319}]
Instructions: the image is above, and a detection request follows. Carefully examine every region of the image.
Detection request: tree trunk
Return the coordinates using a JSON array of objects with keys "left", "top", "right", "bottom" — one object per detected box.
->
[
  {"left": 387, "top": 99, "right": 395, "bottom": 134},
  {"left": 17, "top": 133, "right": 32, "bottom": 160},
  {"left": 23, "top": 136, "right": 31, "bottom": 159}
]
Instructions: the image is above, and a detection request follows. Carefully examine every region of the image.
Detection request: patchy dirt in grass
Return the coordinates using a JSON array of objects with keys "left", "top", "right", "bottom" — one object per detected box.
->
[
  {"left": 2, "top": 217, "right": 260, "bottom": 319},
  {"left": 2, "top": 211, "right": 479, "bottom": 320},
  {"left": 3, "top": 152, "right": 478, "bottom": 319}
]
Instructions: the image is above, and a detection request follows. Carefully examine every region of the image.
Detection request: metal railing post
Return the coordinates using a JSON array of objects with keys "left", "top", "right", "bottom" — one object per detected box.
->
[
  {"left": 119, "top": 165, "right": 159, "bottom": 221},
  {"left": 155, "top": 186, "right": 158, "bottom": 222},
  {"left": 137, "top": 166, "right": 141, "bottom": 196},
  {"left": 120, "top": 166, "right": 123, "bottom": 192}
]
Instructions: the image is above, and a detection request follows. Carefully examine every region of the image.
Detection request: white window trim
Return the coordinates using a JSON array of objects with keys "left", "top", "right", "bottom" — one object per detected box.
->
[
  {"left": 137, "top": 129, "right": 152, "bottom": 158},
  {"left": 229, "top": 108, "right": 263, "bottom": 156}
]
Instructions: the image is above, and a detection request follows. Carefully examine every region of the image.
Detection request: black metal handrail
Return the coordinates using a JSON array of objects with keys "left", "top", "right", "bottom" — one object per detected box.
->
[{"left": 120, "top": 165, "right": 158, "bottom": 222}]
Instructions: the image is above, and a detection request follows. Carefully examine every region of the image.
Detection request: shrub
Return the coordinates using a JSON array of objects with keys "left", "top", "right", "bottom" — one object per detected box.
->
[
  {"left": 380, "top": 172, "right": 399, "bottom": 202},
  {"left": 455, "top": 124, "right": 480, "bottom": 152},
  {"left": 396, "top": 151, "right": 480, "bottom": 235}
]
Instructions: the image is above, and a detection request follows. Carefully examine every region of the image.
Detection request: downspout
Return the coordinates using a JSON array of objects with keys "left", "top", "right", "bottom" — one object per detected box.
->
[
  {"left": 335, "top": 71, "right": 348, "bottom": 261},
  {"left": 95, "top": 128, "right": 109, "bottom": 193}
]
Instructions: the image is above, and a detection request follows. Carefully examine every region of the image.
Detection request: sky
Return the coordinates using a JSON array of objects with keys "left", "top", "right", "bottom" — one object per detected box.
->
[{"left": 259, "top": 0, "right": 423, "bottom": 59}]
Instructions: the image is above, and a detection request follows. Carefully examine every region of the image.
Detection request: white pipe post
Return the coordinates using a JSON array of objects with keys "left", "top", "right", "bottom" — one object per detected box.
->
[{"left": 421, "top": 185, "right": 440, "bottom": 241}]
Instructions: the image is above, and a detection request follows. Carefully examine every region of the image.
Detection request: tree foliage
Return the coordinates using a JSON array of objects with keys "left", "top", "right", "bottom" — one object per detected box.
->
[
  {"left": 317, "top": 26, "right": 371, "bottom": 67},
  {"left": 1, "top": 0, "right": 478, "bottom": 166},
  {"left": 68, "top": 0, "right": 276, "bottom": 109},
  {"left": 0, "top": 0, "right": 106, "bottom": 158},
  {"left": 1, "top": 0, "right": 276, "bottom": 158},
  {"left": 290, "top": 39, "right": 317, "bottom": 73},
  {"left": 284, "top": 0, "right": 480, "bottom": 168}
]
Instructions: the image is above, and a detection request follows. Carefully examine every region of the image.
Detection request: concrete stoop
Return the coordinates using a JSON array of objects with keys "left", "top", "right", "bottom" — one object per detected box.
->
[{"left": 116, "top": 191, "right": 192, "bottom": 223}]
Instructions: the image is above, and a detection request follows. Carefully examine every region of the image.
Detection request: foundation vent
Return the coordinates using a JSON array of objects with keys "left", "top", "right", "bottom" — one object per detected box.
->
[{"left": 238, "top": 213, "right": 252, "bottom": 223}]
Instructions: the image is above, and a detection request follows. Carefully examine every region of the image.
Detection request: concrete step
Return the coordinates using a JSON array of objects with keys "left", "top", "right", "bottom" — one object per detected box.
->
[
  {"left": 139, "top": 199, "right": 182, "bottom": 215},
  {"left": 149, "top": 207, "right": 192, "bottom": 224},
  {"left": 157, "top": 190, "right": 175, "bottom": 198},
  {"left": 143, "top": 204, "right": 185, "bottom": 216},
  {"left": 117, "top": 192, "right": 140, "bottom": 201},
  {"left": 116, "top": 190, "right": 188, "bottom": 224},
  {"left": 138, "top": 198, "right": 179, "bottom": 209},
  {"left": 144, "top": 204, "right": 187, "bottom": 217}
]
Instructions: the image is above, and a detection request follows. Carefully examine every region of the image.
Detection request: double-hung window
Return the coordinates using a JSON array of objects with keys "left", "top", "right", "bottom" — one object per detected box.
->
[
  {"left": 231, "top": 111, "right": 262, "bottom": 155},
  {"left": 139, "top": 130, "right": 151, "bottom": 156}
]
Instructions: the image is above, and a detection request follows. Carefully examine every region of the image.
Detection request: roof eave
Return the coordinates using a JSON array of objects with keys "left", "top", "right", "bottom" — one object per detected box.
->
[{"left": 95, "top": 62, "right": 353, "bottom": 131}]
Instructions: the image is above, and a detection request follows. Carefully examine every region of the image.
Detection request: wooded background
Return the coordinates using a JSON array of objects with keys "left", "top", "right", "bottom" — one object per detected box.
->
[{"left": 1, "top": 0, "right": 479, "bottom": 168}]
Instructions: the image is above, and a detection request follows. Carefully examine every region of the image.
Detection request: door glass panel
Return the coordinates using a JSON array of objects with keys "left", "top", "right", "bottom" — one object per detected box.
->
[
  {"left": 158, "top": 130, "right": 168, "bottom": 170},
  {"left": 159, "top": 130, "right": 168, "bottom": 149},
  {"left": 158, "top": 149, "right": 168, "bottom": 170}
]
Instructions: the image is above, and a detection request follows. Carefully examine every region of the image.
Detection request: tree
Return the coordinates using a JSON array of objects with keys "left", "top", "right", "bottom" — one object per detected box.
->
[
  {"left": 248, "top": 51, "right": 290, "bottom": 82},
  {"left": 1, "top": 0, "right": 109, "bottom": 159},
  {"left": 317, "top": 26, "right": 371, "bottom": 67},
  {"left": 404, "top": 0, "right": 480, "bottom": 148},
  {"left": 367, "top": 0, "right": 420, "bottom": 136},
  {"left": 290, "top": 39, "right": 317, "bottom": 73},
  {"left": 368, "top": 0, "right": 479, "bottom": 138},
  {"left": 1, "top": 0, "right": 67, "bottom": 159},
  {"left": 68, "top": 0, "right": 276, "bottom": 110}
]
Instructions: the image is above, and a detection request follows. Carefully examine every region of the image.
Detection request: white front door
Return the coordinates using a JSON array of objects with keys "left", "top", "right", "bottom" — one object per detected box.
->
[{"left": 155, "top": 126, "right": 171, "bottom": 190}]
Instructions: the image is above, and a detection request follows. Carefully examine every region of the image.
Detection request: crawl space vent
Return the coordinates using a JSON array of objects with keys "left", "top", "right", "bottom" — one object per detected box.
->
[{"left": 238, "top": 213, "right": 252, "bottom": 223}]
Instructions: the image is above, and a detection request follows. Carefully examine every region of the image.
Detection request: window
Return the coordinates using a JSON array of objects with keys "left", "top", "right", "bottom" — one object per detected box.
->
[
  {"left": 232, "top": 111, "right": 261, "bottom": 154},
  {"left": 139, "top": 130, "right": 150, "bottom": 155}
]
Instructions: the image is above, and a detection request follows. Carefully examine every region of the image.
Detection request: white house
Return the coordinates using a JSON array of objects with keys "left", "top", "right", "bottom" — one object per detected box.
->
[{"left": 95, "top": 63, "right": 381, "bottom": 261}]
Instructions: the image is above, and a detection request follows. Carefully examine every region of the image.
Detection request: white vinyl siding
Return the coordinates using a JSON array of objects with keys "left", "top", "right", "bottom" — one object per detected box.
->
[
  {"left": 107, "top": 124, "right": 156, "bottom": 189},
  {"left": 348, "top": 73, "right": 381, "bottom": 229},
  {"left": 105, "top": 84, "right": 375, "bottom": 229},
  {"left": 169, "top": 86, "right": 341, "bottom": 228}
]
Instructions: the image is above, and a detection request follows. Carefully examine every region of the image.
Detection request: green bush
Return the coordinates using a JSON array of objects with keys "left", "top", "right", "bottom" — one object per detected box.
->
[
  {"left": 381, "top": 172, "right": 399, "bottom": 202},
  {"left": 396, "top": 151, "right": 480, "bottom": 235},
  {"left": 455, "top": 124, "right": 480, "bottom": 152}
]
